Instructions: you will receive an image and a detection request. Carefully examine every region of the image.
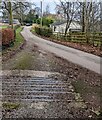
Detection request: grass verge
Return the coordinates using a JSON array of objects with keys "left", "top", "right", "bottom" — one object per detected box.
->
[
  {"left": 71, "top": 80, "right": 101, "bottom": 115},
  {"left": 14, "top": 27, "right": 24, "bottom": 49},
  {"left": 30, "top": 28, "right": 35, "bottom": 34},
  {"left": 14, "top": 53, "right": 33, "bottom": 70},
  {"left": 0, "top": 25, "right": 8, "bottom": 29},
  {"left": 2, "top": 26, "right": 25, "bottom": 61},
  {"left": 72, "top": 80, "right": 100, "bottom": 96}
]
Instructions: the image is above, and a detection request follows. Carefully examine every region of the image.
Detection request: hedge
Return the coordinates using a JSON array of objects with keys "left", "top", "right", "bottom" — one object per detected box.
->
[
  {"left": 0, "top": 28, "right": 15, "bottom": 46},
  {"left": 8, "top": 24, "right": 21, "bottom": 30},
  {"left": 14, "top": 24, "right": 21, "bottom": 30},
  {"left": 35, "top": 26, "right": 53, "bottom": 37}
]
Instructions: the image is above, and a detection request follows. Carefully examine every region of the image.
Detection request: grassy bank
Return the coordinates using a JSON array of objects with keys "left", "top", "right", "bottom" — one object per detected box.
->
[
  {"left": 14, "top": 27, "right": 24, "bottom": 49},
  {"left": 3, "top": 26, "right": 24, "bottom": 51},
  {"left": 0, "top": 25, "right": 8, "bottom": 29},
  {"left": 71, "top": 79, "right": 100, "bottom": 115},
  {"left": 2, "top": 26, "right": 25, "bottom": 61},
  {"left": 14, "top": 53, "right": 33, "bottom": 70}
]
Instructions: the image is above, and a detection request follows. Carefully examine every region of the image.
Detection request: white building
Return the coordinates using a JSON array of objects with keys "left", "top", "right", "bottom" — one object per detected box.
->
[{"left": 50, "top": 20, "right": 82, "bottom": 33}]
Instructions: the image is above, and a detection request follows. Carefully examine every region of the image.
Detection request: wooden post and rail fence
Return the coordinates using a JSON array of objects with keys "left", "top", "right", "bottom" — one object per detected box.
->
[{"left": 51, "top": 32, "right": 102, "bottom": 48}]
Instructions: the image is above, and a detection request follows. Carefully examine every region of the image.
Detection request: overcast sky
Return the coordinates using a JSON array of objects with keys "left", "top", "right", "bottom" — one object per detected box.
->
[
  {"left": 26, "top": 0, "right": 99, "bottom": 13},
  {"left": 0, "top": 0, "right": 100, "bottom": 16},
  {"left": 27, "top": 0, "right": 60, "bottom": 13}
]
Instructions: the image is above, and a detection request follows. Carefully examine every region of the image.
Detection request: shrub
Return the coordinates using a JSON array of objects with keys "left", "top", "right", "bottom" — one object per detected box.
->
[
  {"left": 32, "top": 24, "right": 39, "bottom": 29},
  {"left": 8, "top": 24, "right": 21, "bottom": 38},
  {"left": 35, "top": 26, "right": 40, "bottom": 35},
  {"left": 0, "top": 28, "right": 15, "bottom": 46},
  {"left": 36, "top": 17, "right": 54, "bottom": 27},
  {"left": 14, "top": 24, "right": 21, "bottom": 30},
  {"left": 35, "top": 26, "right": 53, "bottom": 37},
  {"left": 8, "top": 24, "right": 20, "bottom": 30},
  {"left": 36, "top": 19, "right": 41, "bottom": 24}
]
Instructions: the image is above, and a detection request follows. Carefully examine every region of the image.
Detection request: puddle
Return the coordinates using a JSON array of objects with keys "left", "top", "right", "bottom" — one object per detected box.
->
[
  {"left": 69, "top": 101, "right": 87, "bottom": 109},
  {"left": 30, "top": 102, "right": 48, "bottom": 110}
]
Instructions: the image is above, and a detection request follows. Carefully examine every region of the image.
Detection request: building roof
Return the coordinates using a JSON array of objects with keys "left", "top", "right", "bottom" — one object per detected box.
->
[
  {"left": 51, "top": 20, "right": 67, "bottom": 26},
  {"left": 51, "top": 20, "right": 81, "bottom": 27}
]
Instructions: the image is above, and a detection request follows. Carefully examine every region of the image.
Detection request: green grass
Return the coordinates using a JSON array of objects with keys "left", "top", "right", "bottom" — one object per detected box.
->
[
  {"left": 71, "top": 79, "right": 101, "bottom": 115},
  {"left": 31, "top": 28, "right": 35, "bottom": 33},
  {"left": 72, "top": 80, "right": 100, "bottom": 97},
  {"left": 14, "top": 27, "right": 24, "bottom": 48},
  {"left": 3, "top": 102, "right": 20, "bottom": 110},
  {"left": 0, "top": 25, "right": 8, "bottom": 29},
  {"left": 14, "top": 53, "right": 33, "bottom": 70}
]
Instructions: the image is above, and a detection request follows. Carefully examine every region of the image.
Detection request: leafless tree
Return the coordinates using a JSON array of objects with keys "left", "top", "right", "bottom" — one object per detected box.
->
[
  {"left": 99, "top": 0, "right": 102, "bottom": 49},
  {"left": 80, "top": 0, "right": 100, "bottom": 33},
  {"left": 43, "top": 4, "right": 50, "bottom": 16},
  {"left": 34, "top": 7, "right": 41, "bottom": 18},
  {"left": 1, "top": 0, "right": 32, "bottom": 26},
  {"left": 100, "top": 1, "right": 102, "bottom": 32},
  {"left": 1, "top": 0, "right": 14, "bottom": 28},
  {"left": 56, "top": 0, "right": 101, "bottom": 34},
  {"left": 13, "top": 2, "right": 33, "bottom": 24},
  {"left": 56, "top": 0, "right": 81, "bottom": 35}
]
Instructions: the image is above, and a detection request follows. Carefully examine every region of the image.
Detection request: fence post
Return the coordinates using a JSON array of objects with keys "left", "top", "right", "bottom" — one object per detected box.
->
[
  {"left": 57, "top": 33, "right": 58, "bottom": 40},
  {"left": 92, "top": 32, "right": 94, "bottom": 46},
  {"left": 100, "top": 33, "right": 102, "bottom": 50},
  {"left": 69, "top": 32, "right": 71, "bottom": 41}
]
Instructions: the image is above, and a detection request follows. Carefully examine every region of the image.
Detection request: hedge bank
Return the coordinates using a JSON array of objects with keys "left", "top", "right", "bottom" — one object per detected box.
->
[
  {"left": 0, "top": 28, "right": 15, "bottom": 46},
  {"left": 35, "top": 26, "right": 53, "bottom": 37}
]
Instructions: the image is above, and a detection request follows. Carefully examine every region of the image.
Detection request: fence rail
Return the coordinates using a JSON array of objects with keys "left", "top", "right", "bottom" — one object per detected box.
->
[{"left": 52, "top": 32, "right": 102, "bottom": 47}]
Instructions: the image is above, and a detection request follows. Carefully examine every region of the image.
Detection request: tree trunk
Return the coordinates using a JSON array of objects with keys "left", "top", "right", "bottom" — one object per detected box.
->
[
  {"left": 84, "top": 0, "right": 89, "bottom": 43},
  {"left": 82, "top": 2, "right": 85, "bottom": 32},
  {"left": 100, "top": 1, "right": 102, "bottom": 50},
  {"left": 100, "top": 1, "right": 102, "bottom": 32},
  {"left": 8, "top": 1, "right": 13, "bottom": 29},
  {"left": 65, "top": 19, "right": 70, "bottom": 36},
  {"left": 65, "top": 23, "right": 68, "bottom": 36}
]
